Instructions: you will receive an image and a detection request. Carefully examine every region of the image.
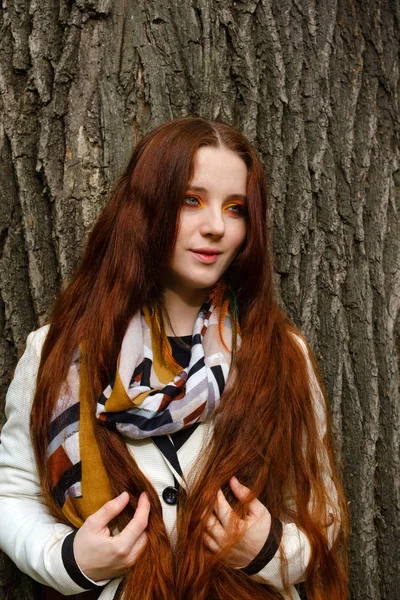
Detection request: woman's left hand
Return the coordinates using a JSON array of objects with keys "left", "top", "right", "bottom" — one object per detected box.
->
[{"left": 204, "top": 476, "right": 271, "bottom": 568}]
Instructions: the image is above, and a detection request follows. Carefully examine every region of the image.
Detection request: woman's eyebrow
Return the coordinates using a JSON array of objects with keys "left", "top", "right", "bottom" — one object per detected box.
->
[
  {"left": 186, "top": 185, "right": 207, "bottom": 192},
  {"left": 185, "top": 185, "right": 247, "bottom": 201}
]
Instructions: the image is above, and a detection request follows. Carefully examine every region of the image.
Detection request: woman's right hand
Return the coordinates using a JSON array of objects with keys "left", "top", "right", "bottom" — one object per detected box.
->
[{"left": 73, "top": 491, "right": 150, "bottom": 582}]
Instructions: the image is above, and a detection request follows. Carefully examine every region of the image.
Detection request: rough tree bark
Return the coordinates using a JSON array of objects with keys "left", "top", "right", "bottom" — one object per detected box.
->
[{"left": 0, "top": 0, "right": 399, "bottom": 599}]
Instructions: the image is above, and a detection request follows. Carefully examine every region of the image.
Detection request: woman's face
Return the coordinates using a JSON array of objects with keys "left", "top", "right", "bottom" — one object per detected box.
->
[{"left": 166, "top": 145, "right": 248, "bottom": 298}]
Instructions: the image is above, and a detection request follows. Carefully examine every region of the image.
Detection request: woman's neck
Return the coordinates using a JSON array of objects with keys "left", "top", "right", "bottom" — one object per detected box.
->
[{"left": 162, "top": 287, "right": 209, "bottom": 336}]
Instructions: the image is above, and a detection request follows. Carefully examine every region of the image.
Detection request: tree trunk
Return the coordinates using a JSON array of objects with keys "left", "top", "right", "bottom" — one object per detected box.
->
[{"left": 0, "top": 0, "right": 399, "bottom": 598}]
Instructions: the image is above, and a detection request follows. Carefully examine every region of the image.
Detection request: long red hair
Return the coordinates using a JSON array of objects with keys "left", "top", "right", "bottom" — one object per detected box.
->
[{"left": 31, "top": 116, "right": 348, "bottom": 599}]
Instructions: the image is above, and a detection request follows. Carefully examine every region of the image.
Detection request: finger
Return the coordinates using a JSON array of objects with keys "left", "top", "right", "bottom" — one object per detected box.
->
[
  {"left": 204, "top": 532, "right": 220, "bottom": 553},
  {"left": 205, "top": 514, "right": 226, "bottom": 542},
  {"left": 214, "top": 489, "right": 234, "bottom": 528},
  {"left": 206, "top": 513, "right": 221, "bottom": 531},
  {"left": 116, "top": 492, "right": 150, "bottom": 546},
  {"left": 86, "top": 491, "right": 130, "bottom": 531},
  {"left": 230, "top": 477, "right": 268, "bottom": 519},
  {"left": 246, "top": 497, "right": 269, "bottom": 519},
  {"left": 230, "top": 477, "right": 252, "bottom": 502},
  {"left": 125, "top": 531, "right": 148, "bottom": 566},
  {"left": 109, "top": 531, "right": 148, "bottom": 575}
]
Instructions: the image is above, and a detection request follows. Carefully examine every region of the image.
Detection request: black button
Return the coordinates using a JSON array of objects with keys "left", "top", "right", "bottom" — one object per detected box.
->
[{"left": 162, "top": 486, "right": 178, "bottom": 505}]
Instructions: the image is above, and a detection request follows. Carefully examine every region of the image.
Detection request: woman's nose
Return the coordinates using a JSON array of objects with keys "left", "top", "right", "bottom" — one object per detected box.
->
[{"left": 199, "top": 206, "right": 225, "bottom": 238}]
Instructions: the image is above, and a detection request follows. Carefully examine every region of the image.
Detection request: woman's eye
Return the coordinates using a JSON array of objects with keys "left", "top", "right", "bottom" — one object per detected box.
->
[
  {"left": 226, "top": 203, "right": 247, "bottom": 215},
  {"left": 184, "top": 195, "right": 201, "bottom": 206}
]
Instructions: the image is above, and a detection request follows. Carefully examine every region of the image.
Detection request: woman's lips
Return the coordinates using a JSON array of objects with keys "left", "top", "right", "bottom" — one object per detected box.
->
[{"left": 189, "top": 250, "right": 220, "bottom": 264}]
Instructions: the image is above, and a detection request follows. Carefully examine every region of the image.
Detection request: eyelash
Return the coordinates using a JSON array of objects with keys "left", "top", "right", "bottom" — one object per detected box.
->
[
  {"left": 225, "top": 203, "right": 247, "bottom": 215},
  {"left": 183, "top": 196, "right": 247, "bottom": 215},
  {"left": 184, "top": 195, "right": 203, "bottom": 207}
]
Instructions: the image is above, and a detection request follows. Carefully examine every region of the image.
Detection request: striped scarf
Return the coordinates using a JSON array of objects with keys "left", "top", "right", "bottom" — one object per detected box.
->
[{"left": 47, "top": 301, "right": 236, "bottom": 518}]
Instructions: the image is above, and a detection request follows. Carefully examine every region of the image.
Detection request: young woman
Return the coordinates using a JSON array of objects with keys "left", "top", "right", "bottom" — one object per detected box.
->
[{"left": 0, "top": 117, "right": 348, "bottom": 600}]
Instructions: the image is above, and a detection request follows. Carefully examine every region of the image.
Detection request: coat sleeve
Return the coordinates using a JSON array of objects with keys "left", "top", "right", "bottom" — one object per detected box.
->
[
  {"left": 250, "top": 334, "right": 341, "bottom": 590},
  {"left": 0, "top": 328, "right": 110, "bottom": 596}
]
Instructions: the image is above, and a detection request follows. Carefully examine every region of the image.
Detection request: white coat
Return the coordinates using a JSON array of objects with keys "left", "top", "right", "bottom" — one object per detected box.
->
[{"left": 0, "top": 326, "right": 339, "bottom": 599}]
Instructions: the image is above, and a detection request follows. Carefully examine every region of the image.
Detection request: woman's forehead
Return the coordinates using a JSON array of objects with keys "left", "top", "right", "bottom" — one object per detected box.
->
[{"left": 189, "top": 146, "right": 248, "bottom": 196}]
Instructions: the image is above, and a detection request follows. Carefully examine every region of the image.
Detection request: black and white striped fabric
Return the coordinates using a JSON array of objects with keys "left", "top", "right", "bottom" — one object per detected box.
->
[{"left": 96, "top": 302, "right": 237, "bottom": 439}]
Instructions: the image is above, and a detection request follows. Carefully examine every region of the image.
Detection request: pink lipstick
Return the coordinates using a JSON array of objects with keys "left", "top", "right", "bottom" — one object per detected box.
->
[{"left": 189, "top": 249, "right": 221, "bottom": 264}]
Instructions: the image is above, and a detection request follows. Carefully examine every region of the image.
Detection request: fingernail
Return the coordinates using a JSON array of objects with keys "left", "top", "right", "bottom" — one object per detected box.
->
[{"left": 231, "top": 476, "right": 239, "bottom": 484}]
